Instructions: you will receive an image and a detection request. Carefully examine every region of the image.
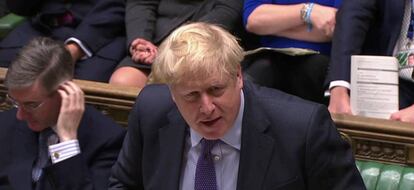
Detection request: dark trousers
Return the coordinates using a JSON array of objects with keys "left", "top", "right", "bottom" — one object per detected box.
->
[
  {"left": 399, "top": 78, "right": 414, "bottom": 109},
  {"left": 243, "top": 51, "right": 329, "bottom": 104}
]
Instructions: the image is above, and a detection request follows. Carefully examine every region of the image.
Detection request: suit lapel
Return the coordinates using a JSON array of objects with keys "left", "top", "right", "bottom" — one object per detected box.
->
[
  {"left": 236, "top": 88, "right": 274, "bottom": 190},
  {"left": 387, "top": 0, "right": 405, "bottom": 54},
  {"left": 157, "top": 108, "right": 187, "bottom": 190},
  {"left": 9, "top": 123, "right": 38, "bottom": 190}
]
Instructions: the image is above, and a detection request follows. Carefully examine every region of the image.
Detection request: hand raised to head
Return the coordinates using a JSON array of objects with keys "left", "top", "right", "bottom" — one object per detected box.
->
[{"left": 53, "top": 81, "right": 85, "bottom": 142}]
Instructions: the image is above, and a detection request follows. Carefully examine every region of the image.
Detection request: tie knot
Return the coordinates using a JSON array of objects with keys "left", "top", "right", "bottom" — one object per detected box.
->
[{"left": 201, "top": 139, "right": 219, "bottom": 154}]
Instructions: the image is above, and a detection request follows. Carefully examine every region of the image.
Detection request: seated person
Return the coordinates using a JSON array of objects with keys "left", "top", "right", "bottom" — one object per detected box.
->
[
  {"left": 243, "top": 0, "right": 341, "bottom": 104},
  {"left": 109, "top": 0, "right": 244, "bottom": 88},
  {"left": 0, "top": 0, "right": 126, "bottom": 82},
  {"left": 0, "top": 37, "right": 126, "bottom": 190},
  {"left": 327, "top": 0, "right": 414, "bottom": 124},
  {"left": 109, "top": 22, "right": 365, "bottom": 189}
]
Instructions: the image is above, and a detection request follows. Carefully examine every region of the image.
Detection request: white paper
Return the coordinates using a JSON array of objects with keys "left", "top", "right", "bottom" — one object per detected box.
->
[
  {"left": 244, "top": 47, "right": 319, "bottom": 56},
  {"left": 350, "top": 55, "right": 399, "bottom": 119}
]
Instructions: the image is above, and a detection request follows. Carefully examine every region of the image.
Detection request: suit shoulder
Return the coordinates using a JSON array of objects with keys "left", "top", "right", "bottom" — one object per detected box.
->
[
  {"left": 244, "top": 81, "right": 330, "bottom": 125},
  {"left": 245, "top": 81, "right": 323, "bottom": 109},
  {"left": 79, "top": 106, "right": 126, "bottom": 140},
  {"left": 133, "top": 84, "right": 175, "bottom": 115},
  {"left": 0, "top": 109, "right": 26, "bottom": 136}
]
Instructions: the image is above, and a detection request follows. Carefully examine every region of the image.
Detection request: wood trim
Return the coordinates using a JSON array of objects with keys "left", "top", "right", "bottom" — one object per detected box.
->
[{"left": 333, "top": 114, "right": 414, "bottom": 166}]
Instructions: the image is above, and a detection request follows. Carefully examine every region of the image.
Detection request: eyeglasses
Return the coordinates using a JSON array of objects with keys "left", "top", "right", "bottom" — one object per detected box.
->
[{"left": 6, "top": 94, "right": 47, "bottom": 112}]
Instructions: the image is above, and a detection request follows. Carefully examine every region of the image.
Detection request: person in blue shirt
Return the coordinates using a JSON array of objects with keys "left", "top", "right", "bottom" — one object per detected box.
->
[{"left": 243, "top": 0, "right": 341, "bottom": 104}]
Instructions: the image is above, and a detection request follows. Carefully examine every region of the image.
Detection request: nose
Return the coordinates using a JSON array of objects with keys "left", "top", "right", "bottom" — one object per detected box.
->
[
  {"left": 16, "top": 107, "right": 29, "bottom": 121},
  {"left": 199, "top": 94, "right": 215, "bottom": 115}
]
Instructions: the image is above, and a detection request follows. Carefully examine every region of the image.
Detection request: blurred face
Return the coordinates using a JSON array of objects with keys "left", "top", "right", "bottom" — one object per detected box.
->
[
  {"left": 408, "top": 54, "right": 414, "bottom": 66},
  {"left": 170, "top": 68, "right": 243, "bottom": 140},
  {"left": 7, "top": 81, "right": 61, "bottom": 132}
]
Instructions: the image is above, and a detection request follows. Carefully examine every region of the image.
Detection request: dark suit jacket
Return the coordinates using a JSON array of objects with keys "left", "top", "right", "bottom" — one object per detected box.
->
[
  {"left": 0, "top": 106, "right": 126, "bottom": 190},
  {"left": 109, "top": 81, "right": 365, "bottom": 189},
  {"left": 125, "top": 0, "right": 243, "bottom": 48},
  {"left": 326, "top": 0, "right": 404, "bottom": 84},
  {"left": 0, "top": 0, "right": 126, "bottom": 82},
  {"left": 4, "top": 0, "right": 125, "bottom": 55}
]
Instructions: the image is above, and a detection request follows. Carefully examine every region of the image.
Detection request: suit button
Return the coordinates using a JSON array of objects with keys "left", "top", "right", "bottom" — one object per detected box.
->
[{"left": 53, "top": 152, "right": 60, "bottom": 159}]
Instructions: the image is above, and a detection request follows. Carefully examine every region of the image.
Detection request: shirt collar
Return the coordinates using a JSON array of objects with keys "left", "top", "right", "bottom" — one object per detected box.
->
[{"left": 190, "top": 90, "right": 244, "bottom": 150}]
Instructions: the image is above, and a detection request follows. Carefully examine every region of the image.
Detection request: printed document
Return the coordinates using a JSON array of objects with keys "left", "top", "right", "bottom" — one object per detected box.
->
[{"left": 350, "top": 55, "right": 399, "bottom": 119}]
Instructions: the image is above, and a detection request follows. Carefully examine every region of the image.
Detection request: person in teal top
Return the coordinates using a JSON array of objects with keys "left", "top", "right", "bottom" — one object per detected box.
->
[{"left": 243, "top": 0, "right": 341, "bottom": 104}]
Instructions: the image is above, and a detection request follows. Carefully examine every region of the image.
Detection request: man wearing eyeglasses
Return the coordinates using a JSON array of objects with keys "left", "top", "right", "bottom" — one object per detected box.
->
[{"left": 0, "top": 37, "right": 126, "bottom": 190}]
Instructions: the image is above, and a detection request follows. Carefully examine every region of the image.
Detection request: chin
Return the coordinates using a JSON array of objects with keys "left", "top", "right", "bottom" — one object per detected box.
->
[
  {"left": 27, "top": 123, "right": 47, "bottom": 132},
  {"left": 199, "top": 128, "right": 226, "bottom": 140}
]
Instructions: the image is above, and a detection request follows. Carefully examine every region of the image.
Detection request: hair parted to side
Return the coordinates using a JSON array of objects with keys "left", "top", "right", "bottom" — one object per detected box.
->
[
  {"left": 5, "top": 37, "right": 74, "bottom": 92},
  {"left": 150, "top": 22, "right": 244, "bottom": 85}
]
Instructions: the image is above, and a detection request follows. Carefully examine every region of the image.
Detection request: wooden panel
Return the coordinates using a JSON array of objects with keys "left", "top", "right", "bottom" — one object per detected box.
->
[{"left": 333, "top": 114, "right": 414, "bottom": 166}]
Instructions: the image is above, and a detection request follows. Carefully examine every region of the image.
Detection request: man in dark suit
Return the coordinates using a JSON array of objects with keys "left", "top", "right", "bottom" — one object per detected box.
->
[
  {"left": 0, "top": 37, "right": 125, "bottom": 190},
  {"left": 108, "top": 0, "right": 244, "bottom": 88},
  {"left": 109, "top": 22, "right": 365, "bottom": 190},
  {"left": 326, "top": 0, "right": 414, "bottom": 124},
  {"left": 0, "top": 0, "right": 126, "bottom": 82}
]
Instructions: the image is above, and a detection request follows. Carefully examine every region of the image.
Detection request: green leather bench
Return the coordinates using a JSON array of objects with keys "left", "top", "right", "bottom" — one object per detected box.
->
[
  {"left": 0, "top": 13, "right": 26, "bottom": 39},
  {"left": 356, "top": 160, "right": 414, "bottom": 190}
]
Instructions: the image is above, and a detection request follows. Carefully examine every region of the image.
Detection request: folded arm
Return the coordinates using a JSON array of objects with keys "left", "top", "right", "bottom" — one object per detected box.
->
[{"left": 244, "top": 3, "right": 336, "bottom": 42}]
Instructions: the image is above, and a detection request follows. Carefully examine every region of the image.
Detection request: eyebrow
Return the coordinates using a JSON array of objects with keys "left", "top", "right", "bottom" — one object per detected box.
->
[{"left": 8, "top": 94, "right": 43, "bottom": 104}]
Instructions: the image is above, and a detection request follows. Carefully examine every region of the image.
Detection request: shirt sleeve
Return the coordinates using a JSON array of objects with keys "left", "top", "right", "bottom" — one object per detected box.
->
[
  {"left": 65, "top": 37, "right": 93, "bottom": 59},
  {"left": 48, "top": 139, "right": 81, "bottom": 164},
  {"left": 329, "top": 80, "right": 350, "bottom": 90}
]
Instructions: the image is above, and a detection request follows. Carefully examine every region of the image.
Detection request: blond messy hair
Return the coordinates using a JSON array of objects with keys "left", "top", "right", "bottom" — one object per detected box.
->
[{"left": 150, "top": 22, "right": 244, "bottom": 85}]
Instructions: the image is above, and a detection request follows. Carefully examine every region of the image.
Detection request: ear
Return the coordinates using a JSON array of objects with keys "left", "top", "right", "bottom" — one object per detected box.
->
[
  {"left": 168, "top": 85, "right": 176, "bottom": 102},
  {"left": 236, "top": 65, "right": 243, "bottom": 89}
]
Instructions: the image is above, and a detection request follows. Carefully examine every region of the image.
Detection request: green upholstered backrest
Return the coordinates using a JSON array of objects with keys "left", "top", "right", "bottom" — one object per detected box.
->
[
  {"left": 356, "top": 160, "right": 414, "bottom": 190},
  {"left": 0, "top": 13, "right": 26, "bottom": 39}
]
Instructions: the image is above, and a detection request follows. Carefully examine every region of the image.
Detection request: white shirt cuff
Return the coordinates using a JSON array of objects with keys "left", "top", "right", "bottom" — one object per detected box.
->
[
  {"left": 48, "top": 140, "right": 81, "bottom": 164},
  {"left": 329, "top": 80, "right": 350, "bottom": 90},
  {"left": 65, "top": 37, "right": 93, "bottom": 59},
  {"left": 324, "top": 80, "right": 351, "bottom": 96}
]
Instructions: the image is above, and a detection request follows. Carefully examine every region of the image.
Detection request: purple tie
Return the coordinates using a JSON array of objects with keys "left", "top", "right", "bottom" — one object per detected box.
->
[{"left": 195, "top": 139, "right": 219, "bottom": 190}]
